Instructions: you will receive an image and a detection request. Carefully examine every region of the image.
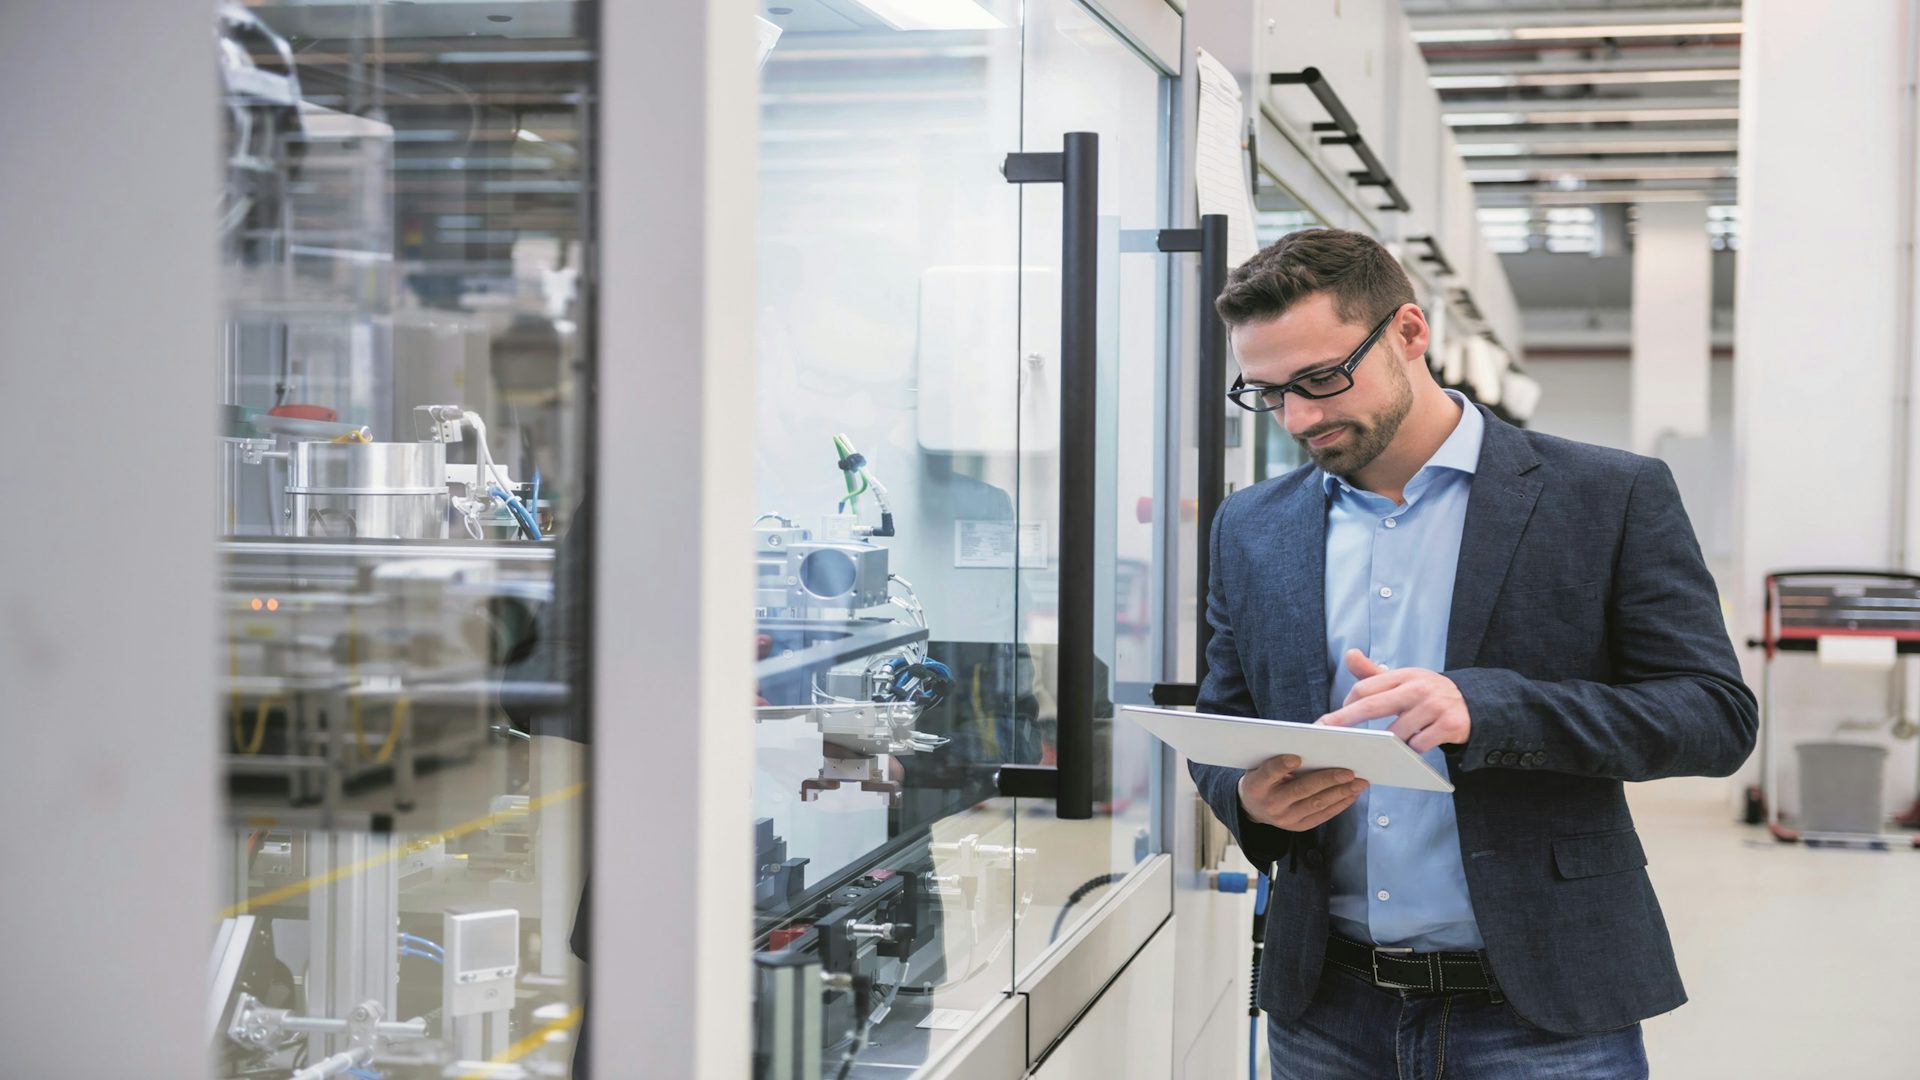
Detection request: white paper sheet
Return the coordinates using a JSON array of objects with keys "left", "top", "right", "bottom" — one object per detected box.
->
[
  {"left": 1194, "top": 48, "right": 1260, "bottom": 268},
  {"left": 1817, "top": 635, "right": 1899, "bottom": 669}
]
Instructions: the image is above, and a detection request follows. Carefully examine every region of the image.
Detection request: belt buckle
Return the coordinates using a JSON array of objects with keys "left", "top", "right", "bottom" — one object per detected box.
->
[{"left": 1369, "top": 946, "right": 1418, "bottom": 991}]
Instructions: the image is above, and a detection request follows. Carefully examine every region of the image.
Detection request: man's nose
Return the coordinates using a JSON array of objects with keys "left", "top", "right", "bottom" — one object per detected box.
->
[{"left": 1282, "top": 395, "right": 1323, "bottom": 436}]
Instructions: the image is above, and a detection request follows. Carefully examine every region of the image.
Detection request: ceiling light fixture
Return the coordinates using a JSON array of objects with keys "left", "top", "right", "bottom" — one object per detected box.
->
[
  {"left": 1509, "top": 21, "right": 1742, "bottom": 40},
  {"left": 1433, "top": 68, "right": 1737, "bottom": 90},
  {"left": 846, "top": 0, "right": 1005, "bottom": 31},
  {"left": 1455, "top": 138, "right": 1741, "bottom": 157},
  {"left": 1411, "top": 28, "right": 1515, "bottom": 44},
  {"left": 1445, "top": 107, "right": 1740, "bottom": 126}
]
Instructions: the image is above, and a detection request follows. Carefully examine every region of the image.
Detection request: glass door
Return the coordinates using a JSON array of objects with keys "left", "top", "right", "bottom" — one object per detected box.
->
[
  {"left": 211, "top": 4, "right": 593, "bottom": 1076},
  {"left": 748, "top": 3, "right": 1030, "bottom": 1077},
  {"left": 1012, "top": 0, "right": 1174, "bottom": 973}
]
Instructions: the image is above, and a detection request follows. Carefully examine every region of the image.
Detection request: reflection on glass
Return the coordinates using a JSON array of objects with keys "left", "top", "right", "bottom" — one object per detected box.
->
[
  {"left": 749, "top": 3, "right": 1037, "bottom": 1076},
  {"left": 1009, "top": 0, "right": 1169, "bottom": 977},
  {"left": 1251, "top": 173, "right": 1321, "bottom": 481},
  {"left": 213, "top": 3, "right": 590, "bottom": 1077}
]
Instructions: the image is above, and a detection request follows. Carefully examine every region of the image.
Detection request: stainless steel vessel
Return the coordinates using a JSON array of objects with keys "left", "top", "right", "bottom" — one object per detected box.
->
[{"left": 287, "top": 441, "right": 448, "bottom": 539}]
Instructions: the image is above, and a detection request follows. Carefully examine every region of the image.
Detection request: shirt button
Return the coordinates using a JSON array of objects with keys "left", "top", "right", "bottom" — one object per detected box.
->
[
  {"left": 1383, "top": 518, "right": 1397, "bottom": 529},
  {"left": 1376, "top": 815, "right": 1390, "bottom": 827},
  {"left": 1378, "top": 586, "right": 1394, "bottom": 599},
  {"left": 1377, "top": 890, "right": 1391, "bottom": 902}
]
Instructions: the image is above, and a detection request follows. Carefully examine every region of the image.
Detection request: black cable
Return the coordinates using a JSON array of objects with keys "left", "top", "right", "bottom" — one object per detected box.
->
[
  {"left": 1048, "top": 872, "right": 1127, "bottom": 944},
  {"left": 830, "top": 973, "right": 877, "bottom": 1080}
]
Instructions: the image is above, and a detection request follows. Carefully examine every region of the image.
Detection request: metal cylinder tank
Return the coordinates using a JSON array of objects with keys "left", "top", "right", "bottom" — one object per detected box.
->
[{"left": 287, "top": 441, "right": 448, "bottom": 539}]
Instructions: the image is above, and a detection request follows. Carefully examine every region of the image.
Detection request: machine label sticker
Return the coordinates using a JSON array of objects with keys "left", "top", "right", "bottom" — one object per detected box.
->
[
  {"left": 917, "top": 1008, "right": 977, "bottom": 1031},
  {"left": 954, "top": 520, "right": 1047, "bottom": 569}
]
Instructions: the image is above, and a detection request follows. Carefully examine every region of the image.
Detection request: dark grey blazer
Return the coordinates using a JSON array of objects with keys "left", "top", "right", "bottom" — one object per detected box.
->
[{"left": 1189, "top": 405, "right": 1756, "bottom": 1035}]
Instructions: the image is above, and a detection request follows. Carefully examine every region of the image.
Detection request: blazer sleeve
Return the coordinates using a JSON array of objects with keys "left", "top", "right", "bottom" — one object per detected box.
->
[
  {"left": 1447, "top": 456, "right": 1758, "bottom": 781},
  {"left": 1187, "top": 495, "right": 1303, "bottom": 870}
]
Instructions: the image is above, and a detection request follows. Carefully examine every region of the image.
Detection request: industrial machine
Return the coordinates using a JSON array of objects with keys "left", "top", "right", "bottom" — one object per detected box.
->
[{"left": 210, "top": 3, "right": 591, "bottom": 1077}]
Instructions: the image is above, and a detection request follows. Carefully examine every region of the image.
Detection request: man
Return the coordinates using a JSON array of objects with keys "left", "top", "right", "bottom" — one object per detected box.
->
[{"left": 1187, "top": 228, "right": 1756, "bottom": 1079}]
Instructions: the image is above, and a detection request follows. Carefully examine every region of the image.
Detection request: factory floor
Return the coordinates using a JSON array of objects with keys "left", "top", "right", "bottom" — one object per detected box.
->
[{"left": 1634, "top": 776, "right": 1920, "bottom": 1079}]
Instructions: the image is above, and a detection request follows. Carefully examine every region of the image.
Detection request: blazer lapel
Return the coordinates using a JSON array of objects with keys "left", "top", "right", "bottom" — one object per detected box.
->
[
  {"left": 1446, "top": 408, "right": 1544, "bottom": 669},
  {"left": 1258, "top": 475, "right": 1331, "bottom": 717}
]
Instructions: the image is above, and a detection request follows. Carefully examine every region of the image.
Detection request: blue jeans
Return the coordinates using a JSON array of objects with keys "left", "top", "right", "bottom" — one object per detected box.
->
[{"left": 1269, "top": 964, "right": 1649, "bottom": 1080}]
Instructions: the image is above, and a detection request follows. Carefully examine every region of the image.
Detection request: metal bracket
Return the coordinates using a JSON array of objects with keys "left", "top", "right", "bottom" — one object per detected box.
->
[
  {"left": 996, "top": 762, "right": 1061, "bottom": 799},
  {"left": 1270, "top": 68, "right": 1412, "bottom": 213},
  {"left": 1002, "top": 151, "right": 1065, "bottom": 184}
]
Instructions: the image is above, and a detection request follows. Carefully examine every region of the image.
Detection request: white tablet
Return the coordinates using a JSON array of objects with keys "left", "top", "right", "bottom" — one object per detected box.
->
[{"left": 1123, "top": 705, "right": 1454, "bottom": 793}]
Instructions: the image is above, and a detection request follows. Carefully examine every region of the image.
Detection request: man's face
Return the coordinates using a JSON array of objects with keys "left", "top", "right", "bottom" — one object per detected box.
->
[{"left": 1230, "top": 292, "right": 1415, "bottom": 478}]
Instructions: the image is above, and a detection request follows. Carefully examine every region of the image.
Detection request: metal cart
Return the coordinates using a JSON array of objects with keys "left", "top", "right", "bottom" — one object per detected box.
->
[{"left": 1748, "top": 569, "right": 1920, "bottom": 848}]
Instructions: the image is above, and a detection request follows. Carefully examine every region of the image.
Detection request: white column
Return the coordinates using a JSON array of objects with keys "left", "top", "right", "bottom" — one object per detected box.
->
[
  {"left": 596, "top": 2, "right": 756, "bottom": 1077},
  {"left": 1630, "top": 200, "right": 1713, "bottom": 455},
  {"left": 0, "top": 1, "right": 216, "bottom": 1073},
  {"left": 1734, "top": 0, "right": 1917, "bottom": 808}
]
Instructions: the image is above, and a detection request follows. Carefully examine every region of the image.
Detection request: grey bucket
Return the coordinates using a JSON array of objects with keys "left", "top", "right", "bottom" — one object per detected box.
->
[{"left": 1794, "top": 741, "right": 1888, "bottom": 835}]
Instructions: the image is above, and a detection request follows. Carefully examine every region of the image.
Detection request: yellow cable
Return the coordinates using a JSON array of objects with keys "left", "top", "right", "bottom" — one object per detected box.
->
[
  {"left": 218, "top": 781, "right": 586, "bottom": 919},
  {"left": 370, "top": 697, "right": 409, "bottom": 765},
  {"left": 235, "top": 696, "right": 279, "bottom": 755},
  {"left": 456, "top": 1005, "right": 585, "bottom": 1079}
]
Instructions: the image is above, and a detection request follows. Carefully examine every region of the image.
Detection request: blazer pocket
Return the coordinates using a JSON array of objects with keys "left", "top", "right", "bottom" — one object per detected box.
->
[{"left": 1552, "top": 828, "right": 1648, "bottom": 880}]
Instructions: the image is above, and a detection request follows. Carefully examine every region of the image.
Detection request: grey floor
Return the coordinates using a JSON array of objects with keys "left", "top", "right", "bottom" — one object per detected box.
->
[{"left": 1635, "top": 776, "right": 1920, "bottom": 1078}]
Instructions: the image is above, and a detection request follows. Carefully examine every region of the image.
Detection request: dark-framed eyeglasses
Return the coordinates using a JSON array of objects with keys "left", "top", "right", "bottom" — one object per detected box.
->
[{"left": 1226, "top": 305, "right": 1402, "bottom": 413}]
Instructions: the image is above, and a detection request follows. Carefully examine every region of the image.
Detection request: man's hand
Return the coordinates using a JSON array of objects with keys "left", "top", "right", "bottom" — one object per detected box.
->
[
  {"left": 1317, "top": 649, "right": 1471, "bottom": 754},
  {"left": 1237, "top": 754, "right": 1369, "bottom": 832}
]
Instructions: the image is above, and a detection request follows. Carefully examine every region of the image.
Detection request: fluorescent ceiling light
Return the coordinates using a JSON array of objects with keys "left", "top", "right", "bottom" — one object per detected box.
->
[
  {"left": 1457, "top": 138, "right": 1740, "bottom": 157},
  {"left": 516, "top": 129, "right": 545, "bottom": 143},
  {"left": 846, "top": 0, "right": 1005, "bottom": 31},
  {"left": 1433, "top": 68, "right": 1736, "bottom": 90},
  {"left": 1431, "top": 75, "right": 1517, "bottom": 90},
  {"left": 1521, "top": 188, "right": 1730, "bottom": 204},
  {"left": 1467, "top": 165, "right": 1734, "bottom": 184},
  {"left": 1445, "top": 112, "right": 1527, "bottom": 127},
  {"left": 1510, "top": 21, "right": 1742, "bottom": 40},
  {"left": 1477, "top": 207, "right": 1532, "bottom": 222},
  {"left": 1446, "top": 107, "right": 1739, "bottom": 126},
  {"left": 1412, "top": 28, "right": 1514, "bottom": 43}
]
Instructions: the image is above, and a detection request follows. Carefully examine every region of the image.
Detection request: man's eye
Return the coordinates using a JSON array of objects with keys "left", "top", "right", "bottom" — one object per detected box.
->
[{"left": 1303, "top": 371, "right": 1342, "bottom": 388}]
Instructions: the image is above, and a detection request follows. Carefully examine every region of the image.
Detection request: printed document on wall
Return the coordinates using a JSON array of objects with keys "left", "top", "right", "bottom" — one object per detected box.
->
[{"left": 1195, "top": 48, "right": 1259, "bottom": 268}]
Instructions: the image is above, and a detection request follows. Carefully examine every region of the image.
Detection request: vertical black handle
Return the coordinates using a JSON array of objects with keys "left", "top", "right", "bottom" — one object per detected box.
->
[
  {"left": 1148, "top": 215, "right": 1230, "bottom": 709},
  {"left": 998, "top": 132, "right": 1098, "bottom": 820},
  {"left": 1193, "top": 214, "right": 1229, "bottom": 689}
]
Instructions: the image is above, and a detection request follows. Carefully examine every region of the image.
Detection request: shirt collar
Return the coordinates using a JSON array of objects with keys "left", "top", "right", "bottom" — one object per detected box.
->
[{"left": 1320, "top": 389, "right": 1483, "bottom": 496}]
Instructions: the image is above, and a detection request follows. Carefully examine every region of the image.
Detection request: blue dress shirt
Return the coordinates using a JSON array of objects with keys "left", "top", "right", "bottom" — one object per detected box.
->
[{"left": 1321, "top": 390, "right": 1485, "bottom": 951}]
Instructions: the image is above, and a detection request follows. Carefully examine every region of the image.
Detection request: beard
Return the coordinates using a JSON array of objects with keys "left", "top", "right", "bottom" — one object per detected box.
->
[{"left": 1296, "top": 358, "right": 1413, "bottom": 478}]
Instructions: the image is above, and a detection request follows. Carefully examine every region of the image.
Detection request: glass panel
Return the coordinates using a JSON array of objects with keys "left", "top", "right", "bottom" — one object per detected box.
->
[
  {"left": 1013, "top": 0, "right": 1170, "bottom": 974},
  {"left": 1251, "top": 172, "right": 1324, "bottom": 482},
  {"left": 748, "top": 3, "right": 1027, "bottom": 1076},
  {"left": 214, "top": 4, "right": 591, "bottom": 1076}
]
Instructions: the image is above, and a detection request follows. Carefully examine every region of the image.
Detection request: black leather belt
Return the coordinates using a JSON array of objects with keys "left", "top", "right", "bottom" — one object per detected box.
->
[{"left": 1326, "top": 932, "right": 1498, "bottom": 995}]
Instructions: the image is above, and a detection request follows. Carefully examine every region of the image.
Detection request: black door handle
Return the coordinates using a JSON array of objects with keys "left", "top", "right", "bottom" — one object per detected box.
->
[
  {"left": 1152, "top": 214, "right": 1229, "bottom": 702},
  {"left": 996, "top": 132, "right": 1098, "bottom": 819}
]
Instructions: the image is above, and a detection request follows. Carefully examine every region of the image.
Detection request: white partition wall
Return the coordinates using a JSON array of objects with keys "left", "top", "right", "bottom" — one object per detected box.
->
[
  {"left": 0, "top": 2, "right": 217, "bottom": 1075},
  {"left": 597, "top": 2, "right": 757, "bottom": 1076}
]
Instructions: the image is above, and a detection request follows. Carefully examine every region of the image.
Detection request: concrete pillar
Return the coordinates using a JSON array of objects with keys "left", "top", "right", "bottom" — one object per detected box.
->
[
  {"left": 1630, "top": 201, "right": 1713, "bottom": 455},
  {"left": 1733, "top": 0, "right": 1920, "bottom": 812}
]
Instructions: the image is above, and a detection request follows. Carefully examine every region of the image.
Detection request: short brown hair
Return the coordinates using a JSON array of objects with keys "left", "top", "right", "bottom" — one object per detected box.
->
[{"left": 1215, "top": 228, "right": 1415, "bottom": 329}]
